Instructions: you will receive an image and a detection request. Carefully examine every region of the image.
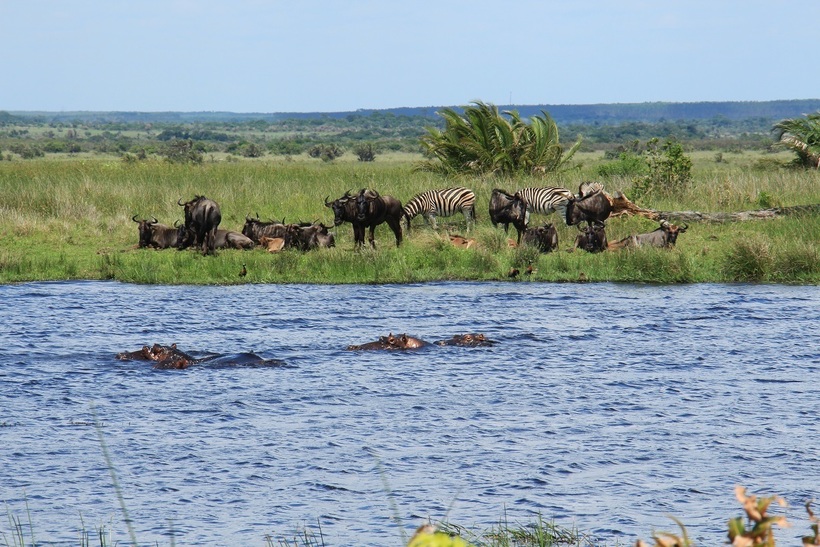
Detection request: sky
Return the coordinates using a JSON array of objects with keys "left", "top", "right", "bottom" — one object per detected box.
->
[{"left": 2, "top": 0, "right": 819, "bottom": 113}]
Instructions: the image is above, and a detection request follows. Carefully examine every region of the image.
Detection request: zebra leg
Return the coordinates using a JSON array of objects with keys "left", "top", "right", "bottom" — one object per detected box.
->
[{"left": 427, "top": 213, "right": 437, "bottom": 231}]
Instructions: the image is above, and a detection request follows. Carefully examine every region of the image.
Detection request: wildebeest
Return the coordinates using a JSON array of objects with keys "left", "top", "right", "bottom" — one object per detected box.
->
[
  {"left": 355, "top": 189, "right": 403, "bottom": 248},
  {"left": 565, "top": 183, "right": 613, "bottom": 227},
  {"left": 609, "top": 219, "right": 689, "bottom": 250},
  {"left": 573, "top": 222, "right": 608, "bottom": 253},
  {"left": 241, "top": 215, "right": 288, "bottom": 244},
  {"left": 259, "top": 236, "right": 286, "bottom": 253},
  {"left": 284, "top": 221, "right": 336, "bottom": 250},
  {"left": 489, "top": 189, "right": 528, "bottom": 244},
  {"left": 178, "top": 195, "right": 221, "bottom": 255},
  {"left": 213, "top": 229, "right": 255, "bottom": 250},
  {"left": 132, "top": 216, "right": 182, "bottom": 249},
  {"left": 522, "top": 222, "right": 558, "bottom": 253}
]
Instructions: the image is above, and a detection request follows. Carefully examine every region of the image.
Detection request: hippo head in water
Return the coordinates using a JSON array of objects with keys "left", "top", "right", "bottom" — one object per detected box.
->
[
  {"left": 347, "top": 333, "right": 430, "bottom": 351},
  {"left": 434, "top": 333, "right": 495, "bottom": 347}
]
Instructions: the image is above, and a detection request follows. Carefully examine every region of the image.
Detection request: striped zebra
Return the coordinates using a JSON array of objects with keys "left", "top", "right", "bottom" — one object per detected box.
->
[
  {"left": 515, "top": 186, "right": 574, "bottom": 225},
  {"left": 402, "top": 187, "right": 476, "bottom": 231}
]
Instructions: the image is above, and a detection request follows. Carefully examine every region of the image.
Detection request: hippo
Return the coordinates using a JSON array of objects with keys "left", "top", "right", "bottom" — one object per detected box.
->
[
  {"left": 347, "top": 333, "right": 431, "bottom": 351},
  {"left": 116, "top": 344, "right": 286, "bottom": 370},
  {"left": 434, "top": 333, "right": 495, "bottom": 347}
]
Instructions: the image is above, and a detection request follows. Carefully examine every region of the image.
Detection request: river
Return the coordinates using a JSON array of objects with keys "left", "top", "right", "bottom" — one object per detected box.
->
[{"left": 1, "top": 281, "right": 818, "bottom": 546}]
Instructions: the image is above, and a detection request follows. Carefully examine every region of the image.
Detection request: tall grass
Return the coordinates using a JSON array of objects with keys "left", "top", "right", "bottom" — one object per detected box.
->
[{"left": 0, "top": 155, "right": 818, "bottom": 284}]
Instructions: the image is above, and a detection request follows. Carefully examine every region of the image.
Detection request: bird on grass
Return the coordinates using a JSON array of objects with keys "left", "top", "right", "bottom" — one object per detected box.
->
[
  {"left": 525, "top": 264, "right": 536, "bottom": 276},
  {"left": 239, "top": 264, "right": 247, "bottom": 278}
]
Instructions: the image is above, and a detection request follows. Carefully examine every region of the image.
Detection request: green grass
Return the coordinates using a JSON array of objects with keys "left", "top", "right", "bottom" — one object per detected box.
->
[{"left": 0, "top": 155, "right": 818, "bottom": 284}]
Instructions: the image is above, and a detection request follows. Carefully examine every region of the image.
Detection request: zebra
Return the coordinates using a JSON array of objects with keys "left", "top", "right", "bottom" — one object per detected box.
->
[
  {"left": 514, "top": 186, "right": 574, "bottom": 225},
  {"left": 402, "top": 187, "right": 476, "bottom": 231}
]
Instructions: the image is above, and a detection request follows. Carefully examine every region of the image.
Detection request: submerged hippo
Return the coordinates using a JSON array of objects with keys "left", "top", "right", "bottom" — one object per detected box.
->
[
  {"left": 434, "top": 333, "right": 495, "bottom": 347},
  {"left": 347, "top": 333, "right": 431, "bottom": 351},
  {"left": 116, "top": 344, "right": 285, "bottom": 370},
  {"left": 116, "top": 343, "right": 196, "bottom": 369}
]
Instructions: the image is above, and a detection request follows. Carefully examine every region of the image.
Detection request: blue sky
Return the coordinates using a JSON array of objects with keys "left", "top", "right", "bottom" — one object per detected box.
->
[{"left": 2, "top": 0, "right": 818, "bottom": 113}]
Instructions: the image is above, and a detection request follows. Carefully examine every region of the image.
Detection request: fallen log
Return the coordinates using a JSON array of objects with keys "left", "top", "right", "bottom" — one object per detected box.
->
[{"left": 608, "top": 192, "right": 820, "bottom": 223}]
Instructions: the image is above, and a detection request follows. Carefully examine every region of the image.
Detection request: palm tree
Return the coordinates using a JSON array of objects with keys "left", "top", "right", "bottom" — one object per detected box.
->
[
  {"left": 415, "top": 101, "right": 581, "bottom": 177},
  {"left": 773, "top": 112, "right": 820, "bottom": 168}
]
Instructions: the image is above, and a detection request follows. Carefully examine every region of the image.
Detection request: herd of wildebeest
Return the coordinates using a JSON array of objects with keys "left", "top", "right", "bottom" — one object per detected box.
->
[{"left": 133, "top": 182, "right": 687, "bottom": 257}]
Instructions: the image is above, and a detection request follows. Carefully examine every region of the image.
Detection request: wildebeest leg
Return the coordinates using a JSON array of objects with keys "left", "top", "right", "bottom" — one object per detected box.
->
[
  {"left": 387, "top": 218, "right": 403, "bottom": 247},
  {"left": 353, "top": 225, "right": 365, "bottom": 248},
  {"left": 368, "top": 226, "right": 377, "bottom": 249}
]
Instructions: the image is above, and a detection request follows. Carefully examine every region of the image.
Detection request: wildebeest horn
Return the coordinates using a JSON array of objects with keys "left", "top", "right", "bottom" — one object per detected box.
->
[
  {"left": 679, "top": 222, "right": 689, "bottom": 232},
  {"left": 660, "top": 219, "right": 670, "bottom": 228},
  {"left": 174, "top": 219, "right": 180, "bottom": 227},
  {"left": 151, "top": 217, "right": 158, "bottom": 224},
  {"left": 132, "top": 215, "right": 140, "bottom": 223},
  {"left": 324, "top": 195, "right": 330, "bottom": 206},
  {"left": 177, "top": 198, "right": 185, "bottom": 206}
]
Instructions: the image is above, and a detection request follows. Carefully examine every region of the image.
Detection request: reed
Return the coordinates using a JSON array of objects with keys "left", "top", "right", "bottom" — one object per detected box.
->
[{"left": 0, "top": 155, "right": 818, "bottom": 284}]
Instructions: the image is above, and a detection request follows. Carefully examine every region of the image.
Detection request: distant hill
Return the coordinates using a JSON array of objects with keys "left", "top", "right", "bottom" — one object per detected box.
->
[{"left": 8, "top": 99, "right": 820, "bottom": 125}]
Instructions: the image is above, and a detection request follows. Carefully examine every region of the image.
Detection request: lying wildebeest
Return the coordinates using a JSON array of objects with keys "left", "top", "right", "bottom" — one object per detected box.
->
[
  {"left": 177, "top": 227, "right": 254, "bottom": 251},
  {"left": 284, "top": 221, "right": 336, "bottom": 251},
  {"left": 354, "top": 188, "right": 403, "bottom": 248},
  {"left": 178, "top": 195, "right": 221, "bottom": 255},
  {"left": 573, "top": 222, "right": 608, "bottom": 253},
  {"left": 565, "top": 183, "right": 612, "bottom": 227},
  {"left": 434, "top": 333, "right": 496, "bottom": 347},
  {"left": 259, "top": 236, "right": 286, "bottom": 253},
  {"left": 522, "top": 222, "right": 558, "bottom": 253},
  {"left": 489, "top": 189, "right": 528, "bottom": 244},
  {"left": 609, "top": 219, "right": 689, "bottom": 250},
  {"left": 347, "top": 333, "right": 430, "bottom": 350},
  {"left": 132, "top": 216, "right": 182, "bottom": 249},
  {"left": 241, "top": 215, "right": 288, "bottom": 245}
]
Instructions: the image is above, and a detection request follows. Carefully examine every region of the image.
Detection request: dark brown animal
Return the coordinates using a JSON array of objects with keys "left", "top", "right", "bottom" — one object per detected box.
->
[
  {"left": 609, "top": 219, "right": 689, "bottom": 249},
  {"left": 522, "top": 222, "right": 558, "bottom": 253},
  {"left": 132, "top": 216, "right": 182, "bottom": 249},
  {"left": 116, "top": 343, "right": 195, "bottom": 369},
  {"left": 489, "top": 189, "right": 528, "bottom": 244},
  {"left": 241, "top": 215, "right": 288, "bottom": 244},
  {"left": 353, "top": 188, "right": 403, "bottom": 248},
  {"left": 178, "top": 195, "right": 222, "bottom": 255},
  {"left": 347, "top": 333, "right": 430, "bottom": 350},
  {"left": 573, "top": 222, "right": 608, "bottom": 253},
  {"left": 434, "top": 333, "right": 495, "bottom": 347},
  {"left": 565, "top": 184, "right": 612, "bottom": 227},
  {"left": 284, "top": 221, "right": 336, "bottom": 250}
]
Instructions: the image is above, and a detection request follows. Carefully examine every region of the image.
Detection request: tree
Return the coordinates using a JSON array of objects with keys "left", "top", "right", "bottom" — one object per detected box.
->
[
  {"left": 415, "top": 101, "right": 581, "bottom": 177},
  {"left": 773, "top": 112, "right": 820, "bottom": 168},
  {"left": 354, "top": 143, "right": 376, "bottom": 162},
  {"left": 630, "top": 138, "right": 692, "bottom": 200}
]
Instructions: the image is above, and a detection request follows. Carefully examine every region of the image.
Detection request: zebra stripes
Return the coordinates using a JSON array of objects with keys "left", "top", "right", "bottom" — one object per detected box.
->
[
  {"left": 402, "top": 187, "right": 476, "bottom": 231},
  {"left": 514, "top": 186, "right": 574, "bottom": 225}
]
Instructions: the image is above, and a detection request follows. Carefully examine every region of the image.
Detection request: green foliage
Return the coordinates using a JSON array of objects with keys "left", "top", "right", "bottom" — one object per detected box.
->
[
  {"left": 159, "top": 139, "right": 203, "bottom": 164},
  {"left": 597, "top": 151, "right": 647, "bottom": 178},
  {"left": 354, "top": 142, "right": 376, "bottom": 162},
  {"left": 773, "top": 111, "right": 820, "bottom": 168},
  {"left": 721, "top": 235, "right": 772, "bottom": 281},
  {"left": 415, "top": 101, "right": 581, "bottom": 177},
  {"left": 308, "top": 143, "right": 344, "bottom": 162},
  {"left": 630, "top": 138, "right": 692, "bottom": 200}
]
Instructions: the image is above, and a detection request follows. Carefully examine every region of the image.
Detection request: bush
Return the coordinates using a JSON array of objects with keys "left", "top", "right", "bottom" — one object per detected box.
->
[
  {"left": 597, "top": 152, "right": 647, "bottom": 178},
  {"left": 630, "top": 138, "right": 692, "bottom": 200}
]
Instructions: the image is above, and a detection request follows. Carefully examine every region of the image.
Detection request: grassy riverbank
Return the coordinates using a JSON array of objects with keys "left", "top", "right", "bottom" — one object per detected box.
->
[{"left": 0, "top": 153, "right": 818, "bottom": 284}]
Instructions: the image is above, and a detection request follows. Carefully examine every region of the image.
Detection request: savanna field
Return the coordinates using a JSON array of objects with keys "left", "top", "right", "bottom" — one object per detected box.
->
[
  {"left": 0, "top": 150, "right": 818, "bottom": 285},
  {"left": 1, "top": 143, "right": 820, "bottom": 547}
]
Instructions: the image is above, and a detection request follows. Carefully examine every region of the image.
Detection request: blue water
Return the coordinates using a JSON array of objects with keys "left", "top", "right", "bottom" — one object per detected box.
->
[{"left": 1, "top": 281, "right": 818, "bottom": 546}]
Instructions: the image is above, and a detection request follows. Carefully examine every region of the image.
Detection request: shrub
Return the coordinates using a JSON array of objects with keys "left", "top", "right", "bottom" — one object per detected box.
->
[
  {"left": 630, "top": 138, "right": 692, "bottom": 200},
  {"left": 722, "top": 235, "right": 772, "bottom": 281}
]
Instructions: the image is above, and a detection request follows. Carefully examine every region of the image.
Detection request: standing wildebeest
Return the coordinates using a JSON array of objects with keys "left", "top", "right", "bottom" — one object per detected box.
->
[
  {"left": 132, "top": 216, "right": 182, "bottom": 249},
  {"left": 489, "top": 189, "right": 528, "bottom": 244},
  {"left": 178, "top": 195, "right": 221, "bottom": 255},
  {"left": 522, "top": 222, "right": 559, "bottom": 253},
  {"left": 241, "top": 215, "right": 288, "bottom": 244},
  {"left": 355, "top": 189, "right": 403, "bottom": 248},
  {"left": 609, "top": 219, "right": 689, "bottom": 250},
  {"left": 565, "top": 184, "right": 613, "bottom": 227},
  {"left": 402, "top": 187, "right": 476, "bottom": 232},
  {"left": 573, "top": 222, "right": 608, "bottom": 253}
]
